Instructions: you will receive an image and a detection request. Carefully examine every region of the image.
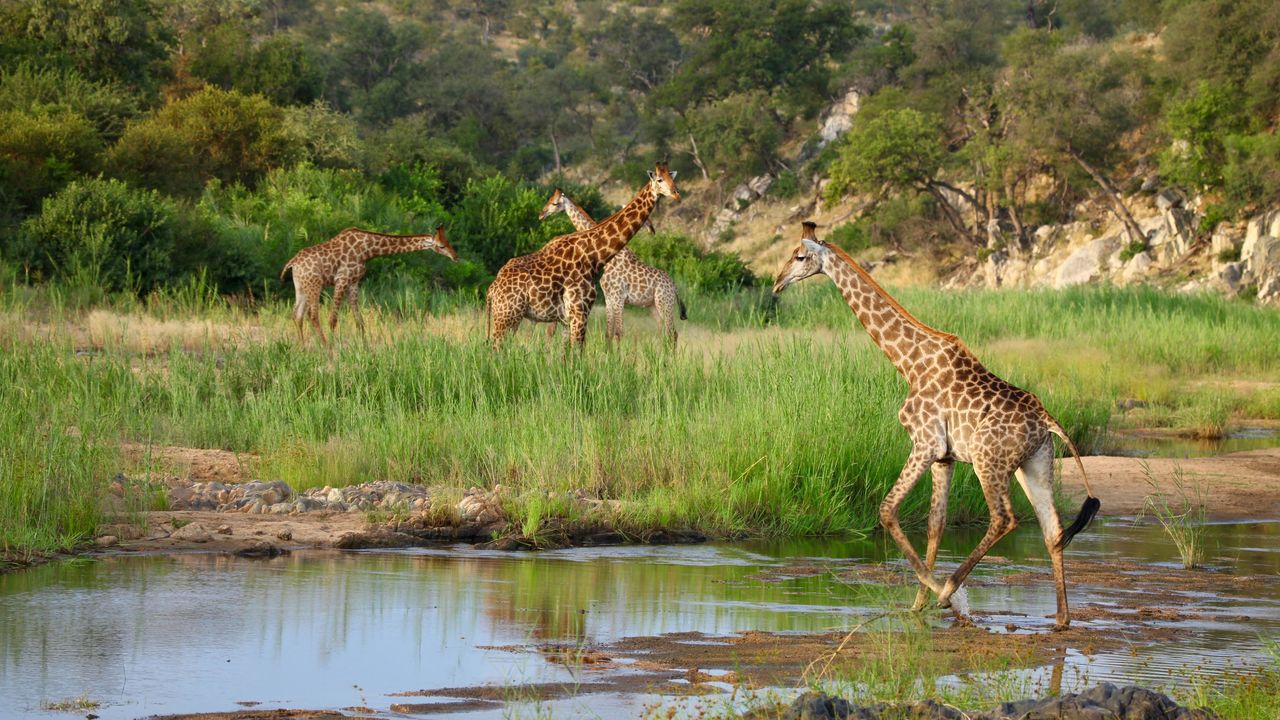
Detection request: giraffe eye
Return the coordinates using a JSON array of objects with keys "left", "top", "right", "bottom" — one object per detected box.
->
[{"left": 796, "top": 255, "right": 806, "bottom": 261}]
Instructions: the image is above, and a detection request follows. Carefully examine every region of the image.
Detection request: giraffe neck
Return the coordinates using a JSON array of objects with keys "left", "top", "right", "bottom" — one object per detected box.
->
[
  {"left": 568, "top": 184, "right": 657, "bottom": 274},
  {"left": 561, "top": 198, "right": 596, "bottom": 232},
  {"left": 822, "top": 247, "right": 952, "bottom": 383},
  {"left": 356, "top": 232, "right": 436, "bottom": 261}
]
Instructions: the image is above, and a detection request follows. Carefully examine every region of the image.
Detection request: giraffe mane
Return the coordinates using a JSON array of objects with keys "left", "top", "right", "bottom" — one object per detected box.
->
[{"left": 822, "top": 241, "right": 967, "bottom": 348}]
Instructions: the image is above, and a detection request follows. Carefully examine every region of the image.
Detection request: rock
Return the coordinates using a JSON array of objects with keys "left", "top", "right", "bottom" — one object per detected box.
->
[
  {"left": 1140, "top": 174, "right": 1160, "bottom": 193},
  {"left": 816, "top": 88, "right": 861, "bottom": 148},
  {"left": 276, "top": 529, "right": 293, "bottom": 541},
  {"left": 170, "top": 522, "right": 212, "bottom": 543},
  {"left": 1244, "top": 235, "right": 1280, "bottom": 281},
  {"left": 233, "top": 540, "right": 286, "bottom": 558},
  {"left": 94, "top": 535, "right": 118, "bottom": 547},
  {"left": 458, "top": 486, "right": 505, "bottom": 525},
  {"left": 1121, "top": 251, "right": 1154, "bottom": 284},
  {"left": 216, "top": 524, "right": 233, "bottom": 535},
  {"left": 1242, "top": 208, "right": 1280, "bottom": 262},
  {"left": 1211, "top": 262, "right": 1245, "bottom": 295},
  {"left": 1210, "top": 229, "right": 1240, "bottom": 259},
  {"left": 1155, "top": 188, "right": 1183, "bottom": 210},
  {"left": 1054, "top": 235, "right": 1123, "bottom": 288},
  {"left": 767, "top": 685, "right": 1213, "bottom": 720},
  {"left": 1259, "top": 276, "right": 1280, "bottom": 305},
  {"left": 747, "top": 173, "right": 774, "bottom": 197}
]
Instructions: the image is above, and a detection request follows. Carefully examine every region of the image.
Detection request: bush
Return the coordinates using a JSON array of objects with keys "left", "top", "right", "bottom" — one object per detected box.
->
[
  {"left": 630, "top": 232, "right": 759, "bottom": 293},
  {"left": 1222, "top": 132, "right": 1280, "bottom": 213},
  {"left": 106, "top": 87, "right": 295, "bottom": 196},
  {"left": 17, "top": 178, "right": 177, "bottom": 292},
  {"left": 0, "top": 63, "right": 137, "bottom": 139},
  {"left": 0, "top": 109, "right": 102, "bottom": 212}
]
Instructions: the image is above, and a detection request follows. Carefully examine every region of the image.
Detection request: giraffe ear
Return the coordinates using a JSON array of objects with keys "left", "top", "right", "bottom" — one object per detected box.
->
[
  {"left": 669, "top": 170, "right": 677, "bottom": 179},
  {"left": 647, "top": 169, "right": 657, "bottom": 182},
  {"left": 802, "top": 238, "right": 824, "bottom": 255}
]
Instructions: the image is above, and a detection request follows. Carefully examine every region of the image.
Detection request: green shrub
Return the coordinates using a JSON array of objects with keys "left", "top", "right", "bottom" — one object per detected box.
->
[
  {"left": 630, "top": 232, "right": 759, "bottom": 293},
  {"left": 827, "top": 221, "right": 874, "bottom": 253},
  {"left": 106, "top": 87, "right": 295, "bottom": 196},
  {"left": 1222, "top": 132, "right": 1280, "bottom": 212},
  {"left": 0, "top": 63, "right": 137, "bottom": 139},
  {"left": 769, "top": 169, "right": 803, "bottom": 200},
  {"left": 0, "top": 108, "right": 102, "bottom": 211},
  {"left": 17, "top": 178, "right": 177, "bottom": 292}
]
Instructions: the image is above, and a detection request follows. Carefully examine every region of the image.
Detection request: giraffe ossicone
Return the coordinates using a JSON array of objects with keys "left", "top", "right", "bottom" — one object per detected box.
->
[
  {"left": 486, "top": 162, "right": 680, "bottom": 348},
  {"left": 773, "top": 220, "right": 1100, "bottom": 630},
  {"left": 280, "top": 225, "right": 456, "bottom": 346},
  {"left": 537, "top": 189, "right": 687, "bottom": 345}
]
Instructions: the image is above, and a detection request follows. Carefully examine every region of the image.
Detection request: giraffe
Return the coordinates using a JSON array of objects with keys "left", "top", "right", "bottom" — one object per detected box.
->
[
  {"left": 280, "top": 225, "right": 457, "bottom": 345},
  {"left": 486, "top": 162, "right": 680, "bottom": 348},
  {"left": 537, "top": 188, "right": 687, "bottom": 344},
  {"left": 772, "top": 221, "right": 1100, "bottom": 630}
]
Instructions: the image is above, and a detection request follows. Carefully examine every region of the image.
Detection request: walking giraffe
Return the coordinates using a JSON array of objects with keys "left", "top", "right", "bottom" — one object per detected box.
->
[
  {"left": 538, "top": 189, "right": 687, "bottom": 344},
  {"left": 280, "top": 225, "right": 457, "bottom": 345},
  {"left": 486, "top": 162, "right": 680, "bottom": 348},
  {"left": 772, "top": 221, "right": 1100, "bottom": 630}
]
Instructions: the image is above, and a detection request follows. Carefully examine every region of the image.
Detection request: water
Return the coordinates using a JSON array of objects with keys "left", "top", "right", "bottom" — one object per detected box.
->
[
  {"left": 2, "top": 522, "right": 1278, "bottom": 719},
  {"left": 1097, "top": 426, "right": 1280, "bottom": 458}
]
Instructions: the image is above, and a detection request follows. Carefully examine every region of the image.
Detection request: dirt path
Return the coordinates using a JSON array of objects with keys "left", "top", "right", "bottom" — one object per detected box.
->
[{"left": 1060, "top": 448, "right": 1280, "bottom": 520}]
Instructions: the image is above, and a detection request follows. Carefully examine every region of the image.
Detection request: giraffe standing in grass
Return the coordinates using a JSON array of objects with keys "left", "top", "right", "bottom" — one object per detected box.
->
[
  {"left": 280, "top": 225, "right": 457, "bottom": 345},
  {"left": 486, "top": 162, "right": 680, "bottom": 348},
  {"left": 538, "top": 189, "right": 687, "bottom": 344},
  {"left": 772, "top": 221, "right": 1100, "bottom": 630}
]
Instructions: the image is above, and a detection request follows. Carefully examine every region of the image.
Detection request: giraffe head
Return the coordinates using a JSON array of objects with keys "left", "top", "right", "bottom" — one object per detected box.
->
[
  {"left": 538, "top": 188, "right": 568, "bottom": 221},
  {"left": 647, "top": 162, "right": 681, "bottom": 201},
  {"left": 430, "top": 225, "right": 458, "bottom": 261},
  {"left": 772, "top": 221, "right": 830, "bottom": 294}
]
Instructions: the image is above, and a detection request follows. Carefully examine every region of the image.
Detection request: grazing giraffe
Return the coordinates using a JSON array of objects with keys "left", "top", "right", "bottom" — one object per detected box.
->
[
  {"left": 772, "top": 221, "right": 1099, "bottom": 630},
  {"left": 280, "top": 225, "right": 457, "bottom": 345},
  {"left": 538, "top": 189, "right": 687, "bottom": 344},
  {"left": 486, "top": 162, "right": 680, "bottom": 348}
]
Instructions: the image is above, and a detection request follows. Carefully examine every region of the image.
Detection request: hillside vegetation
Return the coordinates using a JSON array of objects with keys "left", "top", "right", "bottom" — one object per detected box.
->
[{"left": 2, "top": 0, "right": 1278, "bottom": 299}]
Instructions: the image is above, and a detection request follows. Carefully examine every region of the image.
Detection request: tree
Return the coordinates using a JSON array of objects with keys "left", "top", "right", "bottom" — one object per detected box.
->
[
  {"left": 1004, "top": 40, "right": 1149, "bottom": 245},
  {"left": 106, "top": 87, "right": 294, "bottom": 195},
  {"left": 827, "top": 108, "right": 981, "bottom": 245},
  {"left": 23, "top": 0, "right": 172, "bottom": 91}
]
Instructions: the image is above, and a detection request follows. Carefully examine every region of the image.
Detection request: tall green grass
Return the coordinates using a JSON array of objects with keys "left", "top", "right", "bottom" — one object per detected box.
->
[{"left": 2, "top": 280, "right": 1276, "bottom": 559}]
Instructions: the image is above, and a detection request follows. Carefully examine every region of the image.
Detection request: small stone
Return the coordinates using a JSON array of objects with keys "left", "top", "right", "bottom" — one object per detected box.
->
[
  {"left": 94, "top": 535, "right": 118, "bottom": 547},
  {"left": 171, "top": 522, "right": 213, "bottom": 543},
  {"left": 276, "top": 529, "right": 292, "bottom": 541},
  {"left": 216, "top": 524, "right": 232, "bottom": 535}
]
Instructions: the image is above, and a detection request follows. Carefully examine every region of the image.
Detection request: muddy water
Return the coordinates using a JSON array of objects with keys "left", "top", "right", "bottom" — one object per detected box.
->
[
  {"left": 1097, "top": 426, "right": 1280, "bottom": 458},
  {"left": 2, "top": 522, "right": 1279, "bottom": 719}
]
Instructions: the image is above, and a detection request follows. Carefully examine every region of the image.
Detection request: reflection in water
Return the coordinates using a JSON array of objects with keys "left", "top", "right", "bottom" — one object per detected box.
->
[
  {"left": 0, "top": 522, "right": 1277, "bottom": 719},
  {"left": 1097, "top": 426, "right": 1280, "bottom": 458}
]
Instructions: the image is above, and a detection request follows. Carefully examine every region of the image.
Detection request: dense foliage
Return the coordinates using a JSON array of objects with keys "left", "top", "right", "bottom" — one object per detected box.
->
[{"left": 0, "top": 0, "right": 1277, "bottom": 295}]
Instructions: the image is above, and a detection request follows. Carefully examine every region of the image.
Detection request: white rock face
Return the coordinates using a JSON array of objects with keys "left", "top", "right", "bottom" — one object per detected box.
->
[
  {"left": 1211, "top": 262, "right": 1245, "bottom": 295},
  {"left": 817, "top": 89, "right": 861, "bottom": 147},
  {"left": 1121, "top": 251, "right": 1154, "bottom": 284},
  {"left": 1243, "top": 209, "right": 1280, "bottom": 263},
  {"left": 1054, "top": 235, "right": 1123, "bottom": 288}
]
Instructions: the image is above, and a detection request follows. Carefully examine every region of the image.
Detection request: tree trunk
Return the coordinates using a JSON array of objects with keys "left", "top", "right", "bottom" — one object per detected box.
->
[
  {"left": 1070, "top": 150, "right": 1146, "bottom": 246},
  {"left": 925, "top": 184, "right": 982, "bottom": 246},
  {"left": 687, "top": 131, "right": 710, "bottom": 181},
  {"left": 550, "top": 129, "right": 562, "bottom": 173},
  {"left": 1005, "top": 182, "right": 1028, "bottom": 251}
]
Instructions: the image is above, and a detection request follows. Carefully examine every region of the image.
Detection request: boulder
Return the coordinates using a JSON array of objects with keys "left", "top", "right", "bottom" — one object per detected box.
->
[
  {"left": 1242, "top": 208, "right": 1280, "bottom": 262},
  {"left": 1244, "top": 235, "right": 1280, "bottom": 281},
  {"left": 1210, "top": 262, "right": 1245, "bottom": 295},
  {"left": 171, "top": 522, "right": 212, "bottom": 543},
  {"left": 1054, "top": 235, "right": 1123, "bottom": 288},
  {"left": 1121, "top": 251, "right": 1154, "bottom": 284},
  {"left": 1155, "top": 188, "right": 1183, "bottom": 210},
  {"left": 816, "top": 89, "right": 861, "bottom": 148}
]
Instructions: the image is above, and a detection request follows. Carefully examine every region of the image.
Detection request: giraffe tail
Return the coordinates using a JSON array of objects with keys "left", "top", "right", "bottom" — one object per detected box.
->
[
  {"left": 677, "top": 295, "right": 687, "bottom": 321},
  {"left": 1044, "top": 411, "right": 1100, "bottom": 549},
  {"left": 280, "top": 257, "right": 296, "bottom": 282}
]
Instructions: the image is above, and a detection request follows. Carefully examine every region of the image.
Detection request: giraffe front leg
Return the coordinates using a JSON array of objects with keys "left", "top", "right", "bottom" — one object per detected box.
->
[
  {"left": 328, "top": 280, "right": 350, "bottom": 340},
  {"left": 880, "top": 448, "right": 946, "bottom": 597},
  {"left": 605, "top": 297, "right": 623, "bottom": 345},
  {"left": 937, "top": 464, "right": 1019, "bottom": 612},
  {"left": 912, "top": 460, "right": 954, "bottom": 611},
  {"left": 346, "top": 283, "right": 367, "bottom": 345}
]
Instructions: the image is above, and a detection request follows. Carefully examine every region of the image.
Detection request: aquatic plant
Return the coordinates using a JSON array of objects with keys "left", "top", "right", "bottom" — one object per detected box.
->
[{"left": 1140, "top": 462, "right": 1209, "bottom": 569}]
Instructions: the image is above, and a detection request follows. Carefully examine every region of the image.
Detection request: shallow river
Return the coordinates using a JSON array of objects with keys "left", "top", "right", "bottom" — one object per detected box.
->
[{"left": 2, "top": 521, "right": 1278, "bottom": 719}]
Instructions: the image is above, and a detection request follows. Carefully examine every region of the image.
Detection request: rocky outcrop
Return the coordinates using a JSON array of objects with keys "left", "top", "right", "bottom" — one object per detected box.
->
[
  {"left": 767, "top": 684, "right": 1215, "bottom": 720},
  {"left": 972, "top": 194, "right": 1280, "bottom": 305}
]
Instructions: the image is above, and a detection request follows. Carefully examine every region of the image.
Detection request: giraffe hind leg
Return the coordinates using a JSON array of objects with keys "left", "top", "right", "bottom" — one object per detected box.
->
[{"left": 1015, "top": 440, "right": 1072, "bottom": 630}]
